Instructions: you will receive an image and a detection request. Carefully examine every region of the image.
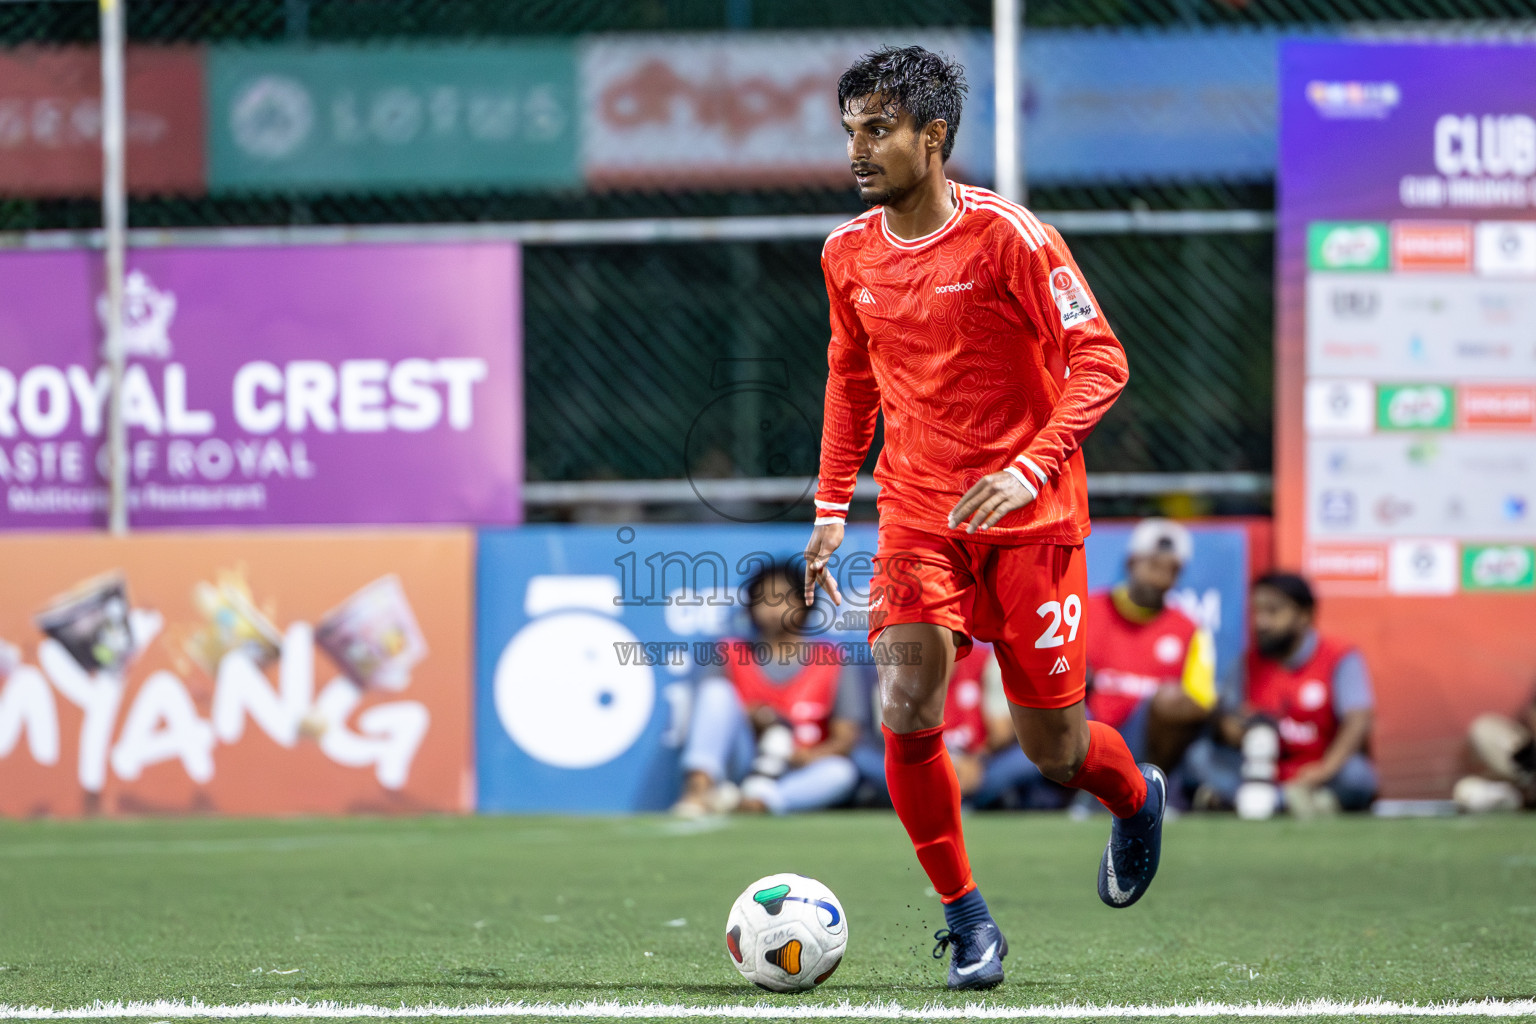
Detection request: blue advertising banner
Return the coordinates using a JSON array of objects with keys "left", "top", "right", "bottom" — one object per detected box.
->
[
  {"left": 966, "top": 29, "right": 1282, "bottom": 183},
  {"left": 476, "top": 521, "right": 1256, "bottom": 813}
]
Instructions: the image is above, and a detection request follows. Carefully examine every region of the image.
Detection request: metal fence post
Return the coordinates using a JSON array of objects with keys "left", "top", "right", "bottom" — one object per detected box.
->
[
  {"left": 993, "top": 0, "right": 1024, "bottom": 204},
  {"left": 99, "top": 0, "right": 128, "bottom": 535}
]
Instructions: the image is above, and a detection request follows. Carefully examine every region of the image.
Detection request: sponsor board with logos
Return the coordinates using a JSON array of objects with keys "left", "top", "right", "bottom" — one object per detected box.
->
[
  {"left": 1308, "top": 540, "right": 1536, "bottom": 596},
  {"left": 1305, "top": 272, "right": 1536, "bottom": 381},
  {"left": 1306, "top": 435, "right": 1534, "bottom": 541},
  {"left": 1281, "top": 40, "right": 1536, "bottom": 797},
  {"left": 1301, "top": 224, "right": 1536, "bottom": 554}
]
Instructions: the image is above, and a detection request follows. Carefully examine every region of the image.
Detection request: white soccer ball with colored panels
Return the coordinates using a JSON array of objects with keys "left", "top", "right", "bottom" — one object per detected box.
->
[{"left": 725, "top": 873, "right": 847, "bottom": 992}]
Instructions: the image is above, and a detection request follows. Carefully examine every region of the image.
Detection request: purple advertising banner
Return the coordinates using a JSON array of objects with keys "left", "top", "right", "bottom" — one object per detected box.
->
[{"left": 0, "top": 242, "right": 522, "bottom": 527}]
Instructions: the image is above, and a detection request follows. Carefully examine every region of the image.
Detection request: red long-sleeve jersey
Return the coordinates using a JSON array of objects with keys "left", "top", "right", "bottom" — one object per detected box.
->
[{"left": 815, "top": 181, "right": 1129, "bottom": 544}]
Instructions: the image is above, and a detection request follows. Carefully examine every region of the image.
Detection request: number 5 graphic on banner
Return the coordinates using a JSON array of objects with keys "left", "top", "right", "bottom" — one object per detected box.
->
[{"left": 1034, "top": 594, "right": 1082, "bottom": 649}]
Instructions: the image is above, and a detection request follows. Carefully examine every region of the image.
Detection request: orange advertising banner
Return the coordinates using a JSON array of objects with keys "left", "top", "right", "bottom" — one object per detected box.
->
[
  {"left": 0, "top": 530, "right": 472, "bottom": 817},
  {"left": 0, "top": 46, "right": 204, "bottom": 196}
]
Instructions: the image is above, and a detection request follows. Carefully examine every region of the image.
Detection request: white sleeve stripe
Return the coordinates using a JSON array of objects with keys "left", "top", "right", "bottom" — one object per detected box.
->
[
  {"left": 986, "top": 188, "right": 1051, "bottom": 245},
  {"left": 1005, "top": 201, "right": 1049, "bottom": 248},
  {"left": 971, "top": 198, "right": 1043, "bottom": 250},
  {"left": 1022, "top": 208, "right": 1051, "bottom": 242},
  {"left": 814, "top": 516, "right": 846, "bottom": 526},
  {"left": 1015, "top": 454, "right": 1049, "bottom": 485},
  {"left": 974, "top": 190, "right": 1050, "bottom": 247},
  {"left": 814, "top": 499, "right": 851, "bottom": 510},
  {"left": 1003, "top": 465, "right": 1039, "bottom": 498}
]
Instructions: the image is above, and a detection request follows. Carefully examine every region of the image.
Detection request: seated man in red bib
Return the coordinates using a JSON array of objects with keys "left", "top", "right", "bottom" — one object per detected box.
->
[
  {"left": 1084, "top": 519, "right": 1216, "bottom": 775},
  {"left": 672, "top": 559, "right": 868, "bottom": 816},
  {"left": 1192, "top": 572, "right": 1377, "bottom": 815}
]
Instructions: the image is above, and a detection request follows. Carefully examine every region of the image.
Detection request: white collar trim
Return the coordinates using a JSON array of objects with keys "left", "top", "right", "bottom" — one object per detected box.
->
[{"left": 879, "top": 181, "right": 965, "bottom": 250}]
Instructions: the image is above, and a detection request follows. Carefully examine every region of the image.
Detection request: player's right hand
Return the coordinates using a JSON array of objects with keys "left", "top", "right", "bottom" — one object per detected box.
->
[{"left": 803, "top": 522, "right": 844, "bottom": 607}]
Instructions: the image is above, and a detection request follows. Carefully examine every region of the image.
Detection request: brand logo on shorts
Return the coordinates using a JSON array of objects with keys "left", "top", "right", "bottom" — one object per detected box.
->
[{"left": 1049, "top": 655, "right": 1070, "bottom": 675}]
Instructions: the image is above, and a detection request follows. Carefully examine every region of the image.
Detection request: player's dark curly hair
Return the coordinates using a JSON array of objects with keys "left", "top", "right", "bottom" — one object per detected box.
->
[{"left": 837, "top": 45, "right": 967, "bottom": 162}]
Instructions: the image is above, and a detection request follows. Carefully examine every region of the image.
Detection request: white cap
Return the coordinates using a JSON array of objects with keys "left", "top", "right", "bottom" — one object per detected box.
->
[{"left": 1126, "top": 518, "right": 1193, "bottom": 564}]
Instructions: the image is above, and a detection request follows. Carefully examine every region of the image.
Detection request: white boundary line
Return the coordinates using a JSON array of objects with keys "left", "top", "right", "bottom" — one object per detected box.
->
[{"left": 0, "top": 1000, "right": 1532, "bottom": 1020}]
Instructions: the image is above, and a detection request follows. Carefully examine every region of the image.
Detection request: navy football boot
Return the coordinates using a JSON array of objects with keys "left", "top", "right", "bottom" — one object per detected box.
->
[
  {"left": 932, "top": 919, "right": 1008, "bottom": 990},
  {"left": 1097, "top": 763, "right": 1167, "bottom": 909}
]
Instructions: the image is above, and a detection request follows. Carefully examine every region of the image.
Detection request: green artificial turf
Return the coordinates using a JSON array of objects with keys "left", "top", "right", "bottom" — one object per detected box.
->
[{"left": 0, "top": 812, "right": 1532, "bottom": 1019}]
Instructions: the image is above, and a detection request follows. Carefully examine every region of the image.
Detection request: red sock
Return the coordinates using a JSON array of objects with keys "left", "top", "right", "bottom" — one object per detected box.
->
[
  {"left": 1068, "top": 720, "right": 1148, "bottom": 818},
  {"left": 883, "top": 724, "right": 976, "bottom": 903}
]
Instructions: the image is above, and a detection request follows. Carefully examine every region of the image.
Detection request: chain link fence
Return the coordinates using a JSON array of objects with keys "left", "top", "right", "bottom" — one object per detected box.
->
[{"left": 1, "top": 0, "right": 1518, "bottom": 519}]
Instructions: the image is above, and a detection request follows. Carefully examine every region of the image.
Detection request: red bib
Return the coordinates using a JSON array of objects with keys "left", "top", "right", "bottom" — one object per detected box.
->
[
  {"left": 943, "top": 643, "right": 991, "bottom": 756},
  {"left": 1084, "top": 591, "right": 1198, "bottom": 730},
  {"left": 723, "top": 639, "right": 842, "bottom": 748},
  {"left": 1244, "top": 636, "right": 1352, "bottom": 781}
]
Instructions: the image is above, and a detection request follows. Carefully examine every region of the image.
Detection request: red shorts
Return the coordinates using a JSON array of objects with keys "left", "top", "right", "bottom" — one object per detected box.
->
[{"left": 867, "top": 522, "right": 1088, "bottom": 710}]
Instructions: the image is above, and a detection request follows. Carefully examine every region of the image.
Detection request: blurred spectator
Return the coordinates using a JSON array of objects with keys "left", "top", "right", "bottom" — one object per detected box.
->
[
  {"left": 852, "top": 643, "right": 1067, "bottom": 811},
  {"left": 672, "top": 560, "right": 866, "bottom": 816},
  {"left": 938, "top": 642, "right": 992, "bottom": 798},
  {"left": 1189, "top": 572, "right": 1377, "bottom": 816},
  {"left": 1084, "top": 519, "right": 1216, "bottom": 776},
  {"left": 1454, "top": 686, "right": 1536, "bottom": 812},
  {"left": 968, "top": 649, "right": 1071, "bottom": 810}
]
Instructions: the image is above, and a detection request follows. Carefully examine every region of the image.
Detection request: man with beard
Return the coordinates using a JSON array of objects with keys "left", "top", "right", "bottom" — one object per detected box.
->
[{"left": 1197, "top": 573, "right": 1378, "bottom": 815}]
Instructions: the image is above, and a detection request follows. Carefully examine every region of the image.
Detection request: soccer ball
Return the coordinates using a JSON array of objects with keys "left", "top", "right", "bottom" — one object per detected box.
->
[{"left": 724, "top": 873, "right": 847, "bottom": 993}]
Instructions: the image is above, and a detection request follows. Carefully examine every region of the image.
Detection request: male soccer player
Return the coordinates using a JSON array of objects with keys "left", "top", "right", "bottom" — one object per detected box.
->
[{"left": 802, "top": 47, "right": 1165, "bottom": 990}]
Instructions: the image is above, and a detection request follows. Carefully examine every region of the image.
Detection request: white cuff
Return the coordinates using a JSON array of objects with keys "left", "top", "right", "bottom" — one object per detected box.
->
[
  {"left": 1003, "top": 465, "right": 1039, "bottom": 498},
  {"left": 1014, "top": 454, "right": 1050, "bottom": 486},
  {"left": 814, "top": 498, "right": 851, "bottom": 511},
  {"left": 814, "top": 516, "right": 846, "bottom": 526}
]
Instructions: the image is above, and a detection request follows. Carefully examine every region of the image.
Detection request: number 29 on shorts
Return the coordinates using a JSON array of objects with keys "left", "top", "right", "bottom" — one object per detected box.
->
[{"left": 1034, "top": 594, "right": 1082, "bottom": 649}]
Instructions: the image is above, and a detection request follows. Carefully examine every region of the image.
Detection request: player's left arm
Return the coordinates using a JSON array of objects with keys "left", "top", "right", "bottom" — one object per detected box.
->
[{"left": 950, "top": 225, "right": 1129, "bottom": 532}]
